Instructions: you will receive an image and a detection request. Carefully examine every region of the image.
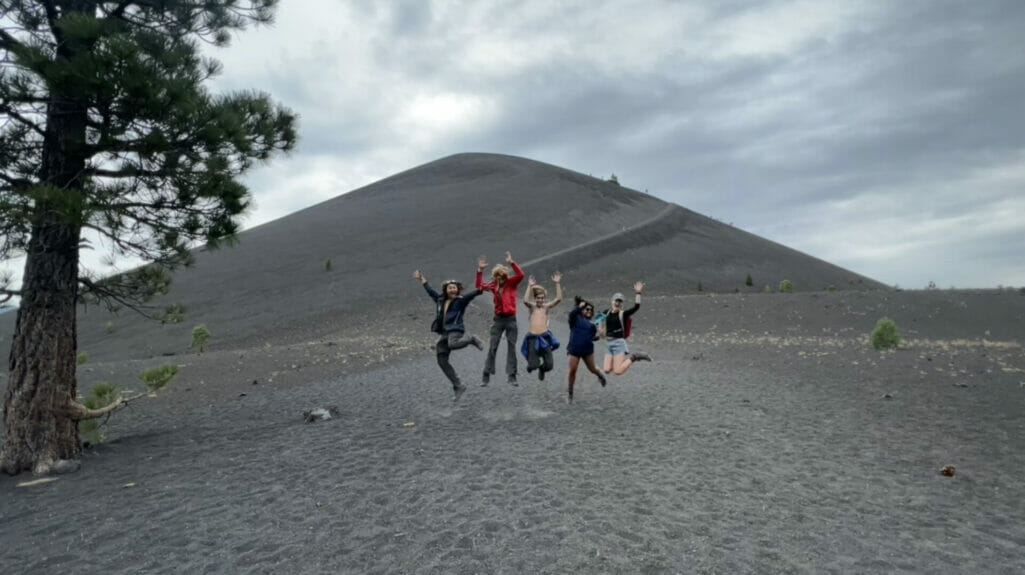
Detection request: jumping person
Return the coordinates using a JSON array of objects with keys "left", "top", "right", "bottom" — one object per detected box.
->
[
  {"left": 521, "top": 273, "right": 562, "bottom": 381},
  {"left": 413, "top": 269, "right": 484, "bottom": 400},
  {"left": 600, "top": 282, "right": 651, "bottom": 377},
  {"left": 566, "top": 295, "right": 607, "bottom": 402},
  {"left": 475, "top": 251, "right": 525, "bottom": 386}
]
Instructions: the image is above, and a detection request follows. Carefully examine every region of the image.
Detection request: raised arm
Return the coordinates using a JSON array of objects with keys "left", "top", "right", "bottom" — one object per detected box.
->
[
  {"left": 624, "top": 281, "right": 643, "bottom": 316},
  {"left": 475, "top": 255, "right": 491, "bottom": 291},
  {"left": 523, "top": 275, "right": 536, "bottom": 309},
  {"left": 507, "top": 252, "right": 524, "bottom": 284},
  {"left": 545, "top": 271, "right": 563, "bottom": 309},
  {"left": 414, "top": 270, "right": 440, "bottom": 301}
]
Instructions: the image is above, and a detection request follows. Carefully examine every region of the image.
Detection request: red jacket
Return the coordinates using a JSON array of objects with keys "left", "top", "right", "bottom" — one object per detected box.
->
[{"left": 476, "top": 261, "right": 524, "bottom": 316}]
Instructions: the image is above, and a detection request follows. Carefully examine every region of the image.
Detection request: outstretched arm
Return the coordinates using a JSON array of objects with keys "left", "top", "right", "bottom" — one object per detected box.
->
[{"left": 546, "top": 271, "right": 563, "bottom": 309}]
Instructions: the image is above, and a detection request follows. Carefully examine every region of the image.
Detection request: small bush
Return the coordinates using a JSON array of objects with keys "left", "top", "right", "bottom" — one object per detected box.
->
[
  {"left": 140, "top": 363, "right": 179, "bottom": 392},
  {"left": 77, "top": 352, "right": 88, "bottom": 365},
  {"left": 325, "top": 258, "right": 332, "bottom": 271},
  {"left": 745, "top": 273, "right": 753, "bottom": 287},
  {"left": 779, "top": 280, "right": 793, "bottom": 293},
  {"left": 697, "top": 281, "right": 703, "bottom": 292},
  {"left": 871, "top": 317, "right": 901, "bottom": 350},
  {"left": 191, "top": 324, "right": 211, "bottom": 353},
  {"left": 607, "top": 174, "right": 620, "bottom": 186},
  {"left": 79, "top": 382, "right": 120, "bottom": 444},
  {"left": 161, "top": 304, "right": 186, "bottom": 324},
  {"left": 105, "top": 320, "right": 114, "bottom": 333},
  {"left": 764, "top": 284, "right": 772, "bottom": 293},
  {"left": 827, "top": 285, "right": 837, "bottom": 292}
]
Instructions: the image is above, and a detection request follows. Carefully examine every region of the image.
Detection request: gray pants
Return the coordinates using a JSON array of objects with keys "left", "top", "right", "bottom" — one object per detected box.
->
[
  {"left": 436, "top": 331, "right": 475, "bottom": 388},
  {"left": 484, "top": 315, "right": 518, "bottom": 377}
]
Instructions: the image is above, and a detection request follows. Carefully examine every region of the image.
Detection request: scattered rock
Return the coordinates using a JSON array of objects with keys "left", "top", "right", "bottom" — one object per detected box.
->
[
  {"left": 52, "top": 459, "right": 81, "bottom": 474},
  {"left": 403, "top": 422, "right": 415, "bottom": 428},
  {"left": 238, "top": 393, "right": 247, "bottom": 397},
  {"left": 304, "top": 405, "right": 340, "bottom": 423},
  {"left": 940, "top": 465, "right": 956, "bottom": 477},
  {"left": 252, "top": 379, "right": 259, "bottom": 385},
  {"left": 17, "top": 477, "right": 59, "bottom": 488},
  {"left": 883, "top": 393, "right": 893, "bottom": 399},
  {"left": 953, "top": 382, "right": 969, "bottom": 388},
  {"left": 123, "top": 482, "right": 136, "bottom": 488},
  {"left": 691, "top": 353, "right": 703, "bottom": 361}
]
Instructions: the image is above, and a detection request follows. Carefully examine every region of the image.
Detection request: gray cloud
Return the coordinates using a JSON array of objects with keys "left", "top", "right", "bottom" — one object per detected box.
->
[{"left": 8, "top": 0, "right": 1021, "bottom": 294}]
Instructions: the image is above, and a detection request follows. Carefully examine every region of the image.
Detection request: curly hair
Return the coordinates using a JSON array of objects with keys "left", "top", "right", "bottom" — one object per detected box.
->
[{"left": 491, "top": 264, "right": 510, "bottom": 280}]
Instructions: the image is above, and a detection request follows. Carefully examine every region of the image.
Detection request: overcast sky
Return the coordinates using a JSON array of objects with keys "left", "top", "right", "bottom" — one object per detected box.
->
[{"left": 4, "top": 0, "right": 1024, "bottom": 298}]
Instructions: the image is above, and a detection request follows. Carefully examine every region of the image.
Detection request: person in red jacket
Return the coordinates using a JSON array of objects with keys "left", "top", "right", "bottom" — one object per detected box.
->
[{"left": 475, "top": 251, "right": 525, "bottom": 386}]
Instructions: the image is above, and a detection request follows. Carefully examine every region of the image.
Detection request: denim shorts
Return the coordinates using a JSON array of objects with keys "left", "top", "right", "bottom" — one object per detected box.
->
[{"left": 606, "top": 338, "right": 630, "bottom": 356}]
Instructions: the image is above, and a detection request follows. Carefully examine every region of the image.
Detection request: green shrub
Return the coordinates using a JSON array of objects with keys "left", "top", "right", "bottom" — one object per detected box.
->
[
  {"left": 745, "top": 273, "right": 753, "bottom": 287},
  {"left": 827, "top": 285, "right": 837, "bottom": 292},
  {"left": 105, "top": 320, "right": 114, "bottom": 333},
  {"left": 191, "top": 324, "right": 211, "bottom": 353},
  {"left": 79, "top": 382, "right": 120, "bottom": 444},
  {"left": 325, "top": 258, "right": 332, "bottom": 271},
  {"left": 779, "top": 280, "right": 793, "bottom": 293},
  {"left": 697, "top": 281, "right": 703, "bottom": 292},
  {"left": 161, "top": 304, "right": 186, "bottom": 324},
  {"left": 77, "top": 352, "right": 88, "bottom": 365},
  {"left": 871, "top": 317, "right": 901, "bottom": 350},
  {"left": 140, "top": 363, "right": 179, "bottom": 392},
  {"left": 764, "top": 284, "right": 772, "bottom": 293}
]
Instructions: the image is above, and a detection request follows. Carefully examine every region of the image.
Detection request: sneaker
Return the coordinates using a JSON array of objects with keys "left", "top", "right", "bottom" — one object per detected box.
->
[
  {"left": 481, "top": 372, "right": 490, "bottom": 387},
  {"left": 507, "top": 375, "right": 518, "bottom": 387},
  {"left": 597, "top": 373, "right": 607, "bottom": 387},
  {"left": 470, "top": 336, "right": 484, "bottom": 351},
  {"left": 453, "top": 384, "right": 467, "bottom": 401},
  {"left": 630, "top": 352, "right": 651, "bottom": 362},
  {"left": 567, "top": 389, "right": 574, "bottom": 404}
]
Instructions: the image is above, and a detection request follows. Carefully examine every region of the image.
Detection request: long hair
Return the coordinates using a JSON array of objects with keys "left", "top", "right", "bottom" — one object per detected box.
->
[
  {"left": 440, "top": 280, "right": 463, "bottom": 296},
  {"left": 531, "top": 285, "right": 547, "bottom": 298}
]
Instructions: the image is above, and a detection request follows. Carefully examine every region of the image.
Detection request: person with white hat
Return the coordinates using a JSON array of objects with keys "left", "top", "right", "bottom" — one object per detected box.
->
[{"left": 599, "top": 281, "right": 651, "bottom": 377}]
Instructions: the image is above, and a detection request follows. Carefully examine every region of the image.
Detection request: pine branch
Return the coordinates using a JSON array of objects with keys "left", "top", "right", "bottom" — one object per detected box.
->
[{"left": 65, "top": 391, "right": 149, "bottom": 421}]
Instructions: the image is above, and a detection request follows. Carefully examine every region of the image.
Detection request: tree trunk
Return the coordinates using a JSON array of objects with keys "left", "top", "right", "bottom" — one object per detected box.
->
[
  {"left": 1, "top": 220, "right": 81, "bottom": 475},
  {"left": 1, "top": 1, "right": 92, "bottom": 474}
]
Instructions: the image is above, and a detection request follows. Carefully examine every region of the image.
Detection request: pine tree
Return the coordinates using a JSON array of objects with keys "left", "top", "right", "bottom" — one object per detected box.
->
[{"left": 0, "top": 0, "right": 297, "bottom": 475}]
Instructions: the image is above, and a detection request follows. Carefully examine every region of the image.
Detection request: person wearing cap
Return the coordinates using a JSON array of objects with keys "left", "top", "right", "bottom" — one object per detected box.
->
[
  {"left": 475, "top": 251, "right": 525, "bottom": 386},
  {"left": 600, "top": 281, "right": 651, "bottom": 376},
  {"left": 413, "top": 268, "right": 485, "bottom": 401}
]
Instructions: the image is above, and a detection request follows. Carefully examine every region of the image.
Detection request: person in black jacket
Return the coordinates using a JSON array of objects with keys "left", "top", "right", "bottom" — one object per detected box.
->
[
  {"left": 600, "top": 281, "right": 651, "bottom": 377},
  {"left": 413, "top": 269, "right": 484, "bottom": 400}
]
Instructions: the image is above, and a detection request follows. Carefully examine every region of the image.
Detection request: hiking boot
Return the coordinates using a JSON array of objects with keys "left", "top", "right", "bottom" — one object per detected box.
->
[
  {"left": 481, "top": 372, "right": 490, "bottom": 387},
  {"left": 507, "top": 374, "right": 518, "bottom": 387},
  {"left": 453, "top": 384, "right": 467, "bottom": 401},
  {"left": 597, "top": 373, "right": 607, "bottom": 387},
  {"left": 630, "top": 352, "right": 651, "bottom": 362},
  {"left": 538, "top": 368, "right": 545, "bottom": 381},
  {"left": 470, "top": 336, "right": 484, "bottom": 351}
]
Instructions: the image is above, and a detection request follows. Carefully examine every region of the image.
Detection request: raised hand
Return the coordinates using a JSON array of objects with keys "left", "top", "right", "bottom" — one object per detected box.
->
[
  {"left": 528, "top": 275, "right": 536, "bottom": 287},
  {"left": 634, "top": 281, "right": 644, "bottom": 293},
  {"left": 413, "top": 270, "right": 425, "bottom": 283},
  {"left": 505, "top": 251, "right": 513, "bottom": 263},
  {"left": 552, "top": 271, "right": 562, "bottom": 283},
  {"left": 477, "top": 255, "right": 488, "bottom": 271}
]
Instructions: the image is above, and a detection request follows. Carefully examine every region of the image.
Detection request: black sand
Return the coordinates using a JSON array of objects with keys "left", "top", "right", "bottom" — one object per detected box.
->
[{"left": 3, "top": 290, "right": 1024, "bottom": 574}]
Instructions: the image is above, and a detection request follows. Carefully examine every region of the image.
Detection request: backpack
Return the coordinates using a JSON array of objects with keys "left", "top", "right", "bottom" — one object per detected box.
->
[{"left": 621, "top": 311, "right": 632, "bottom": 339}]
